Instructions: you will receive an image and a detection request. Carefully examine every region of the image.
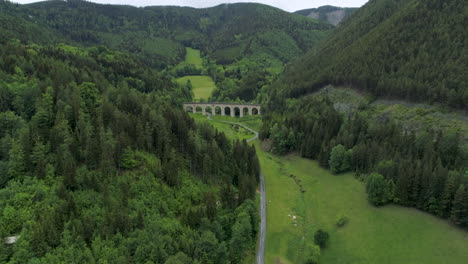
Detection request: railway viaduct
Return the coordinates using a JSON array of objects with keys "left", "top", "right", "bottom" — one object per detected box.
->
[{"left": 183, "top": 102, "right": 261, "bottom": 117}]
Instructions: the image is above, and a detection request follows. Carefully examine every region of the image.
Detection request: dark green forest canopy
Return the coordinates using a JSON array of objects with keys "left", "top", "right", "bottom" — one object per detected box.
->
[
  {"left": 273, "top": 0, "right": 468, "bottom": 109},
  {"left": 0, "top": 28, "right": 260, "bottom": 263},
  {"left": 0, "top": 0, "right": 333, "bottom": 68}
]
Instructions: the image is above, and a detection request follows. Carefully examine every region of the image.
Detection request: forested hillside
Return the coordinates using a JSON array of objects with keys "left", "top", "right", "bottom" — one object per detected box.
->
[
  {"left": 0, "top": 0, "right": 334, "bottom": 103},
  {"left": 262, "top": 0, "right": 468, "bottom": 229},
  {"left": 276, "top": 0, "right": 467, "bottom": 109},
  {"left": 0, "top": 32, "right": 260, "bottom": 264},
  {"left": 0, "top": 0, "right": 332, "bottom": 68},
  {"left": 294, "top": 6, "right": 357, "bottom": 25}
]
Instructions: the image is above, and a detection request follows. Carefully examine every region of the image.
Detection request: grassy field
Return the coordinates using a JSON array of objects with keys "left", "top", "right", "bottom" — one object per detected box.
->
[
  {"left": 176, "top": 76, "right": 216, "bottom": 100},
  {"left": 190, "top": 114, "right": 468, "bottom": 264},
  {"left": 260, "top": 152, "right": 468, "bottom": 264},
  {"left": 176, "top": 48, "right": 216, "bottom": 100},
  {"left": 185, "top": 47, "right": 203, "bottom": 68}
]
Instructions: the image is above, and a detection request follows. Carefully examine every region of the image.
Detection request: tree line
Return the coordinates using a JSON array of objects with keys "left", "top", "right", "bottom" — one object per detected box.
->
[{"left": 261, "top": 95, "right": 468, "bottom": 228}]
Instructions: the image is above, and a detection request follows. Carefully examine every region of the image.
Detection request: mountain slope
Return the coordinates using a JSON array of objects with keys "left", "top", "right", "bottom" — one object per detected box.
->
[
  {"left": 261, "top": 0, "right": 468, "bottom": 231},
  {"left": 0, "top": 1, "right": 265, "bottom": 262},
  {"left": 275, "top": 0, "right": 467, "bottom": 109},
  {"left": 294, "top": 5, "right": 357, "bottom": 25},
  {"left": 0, "top": 23, "right": 262, "bottom": 264},
  {"left": 1, "top": 0, "right": 333, "bottom": 67}
]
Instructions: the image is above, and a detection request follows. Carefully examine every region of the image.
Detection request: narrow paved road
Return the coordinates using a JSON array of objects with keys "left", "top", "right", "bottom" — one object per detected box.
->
[{"left": 206, "top": 115, "right": 265, "bottom": 264}]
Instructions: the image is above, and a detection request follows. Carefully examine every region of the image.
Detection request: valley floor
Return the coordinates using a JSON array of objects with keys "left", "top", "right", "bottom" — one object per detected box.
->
[
  {"left": 259, "top": 151, "right": 468, "bottom": 264},
  {"left": 190, "top": 113, "right": 468, "bottom": 264}
]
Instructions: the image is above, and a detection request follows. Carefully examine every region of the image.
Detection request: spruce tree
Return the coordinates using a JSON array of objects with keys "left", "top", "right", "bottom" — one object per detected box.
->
[
  {"left": 450, "top": 184, "right": 465, "bottom": 225},
  {"left": 440, "top": 172, "right": 459, "bottom": 218},
  {"left": 7, "top": 139, "right": 26, "bottom": 180}
]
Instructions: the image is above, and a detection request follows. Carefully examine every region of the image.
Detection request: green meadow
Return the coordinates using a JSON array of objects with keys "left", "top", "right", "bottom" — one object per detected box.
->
[
  {"left": 260, "top": 152, "right": 468, "bottom": 264},
  {"left": 177, "top": 76, "right": 216, "bottom": 100},
  {"left": 185, "top": 47, "right": 203, "bottom": 68},
  {"left": 176, "top": 48, "right": 216, "bottom": 100},
  {"left": 190, "top": 114, "right": 468, "bottom": 264}
]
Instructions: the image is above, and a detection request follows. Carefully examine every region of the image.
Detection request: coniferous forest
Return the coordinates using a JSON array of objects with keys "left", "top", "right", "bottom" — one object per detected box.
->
[{"left": 273, "top": 0, "right": 468, "bottom": 109}]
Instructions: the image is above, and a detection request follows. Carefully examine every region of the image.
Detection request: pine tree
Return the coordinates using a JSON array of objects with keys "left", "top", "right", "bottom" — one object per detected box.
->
[
  {"left": 395, "top": 160, "right": 412, "bottom": 205},
  {"left": 440, "top": 172, "right": 459, "bottom": 218},
  {"left": 7, "top": 139, "right": 26, "bottom": 180},
  {"left": 450, "top": 184, "right": 465, "bottom": 225}
]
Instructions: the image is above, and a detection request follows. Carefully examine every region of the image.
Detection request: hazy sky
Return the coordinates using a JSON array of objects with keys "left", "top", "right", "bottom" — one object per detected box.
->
[{"left": 11, "top": 1, "right": 369, "bottom": 12}]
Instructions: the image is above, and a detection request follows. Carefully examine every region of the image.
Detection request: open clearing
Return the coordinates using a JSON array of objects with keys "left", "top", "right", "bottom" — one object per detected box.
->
[
  {"left": 259, "top": 152, "right": 468, "bottom": 264},
  {"left": 185, "top": 47, "right": 203, "bottom": 68},
  {"left": 190, "top": 114, "right": 468, "bottom": 264},
  {"left": 177, "top": 76, "right": 216, "bottom": 100},
  {"left": 176, "top": 48, "right": 216, "bottom": 100}
]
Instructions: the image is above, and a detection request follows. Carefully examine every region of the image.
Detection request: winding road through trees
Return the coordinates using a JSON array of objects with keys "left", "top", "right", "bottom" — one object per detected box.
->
[{"left": 206, "top": 115, "right": 266, "bottom": 264}]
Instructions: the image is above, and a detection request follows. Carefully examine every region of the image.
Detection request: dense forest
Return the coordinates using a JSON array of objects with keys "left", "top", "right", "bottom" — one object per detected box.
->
[
  {"left": 262, "top": 0, "right": 468, "bottom": 229},
  {"left": 0, "top": 0, "right": 332, "bottom": 67},
  {"left": 0, "top": 0, "right": 335, "bottom": 104},
  {"left": 0, "top": 33, "right": 261, "bottom": 263},
  {"left": 273, "top": 0, "right": 468, "bottom": 109}
]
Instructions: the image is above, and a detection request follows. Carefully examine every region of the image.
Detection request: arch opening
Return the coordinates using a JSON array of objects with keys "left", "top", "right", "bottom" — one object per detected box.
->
[
  {"left": 215, "top": 106, "right": 222, "bottom": 115},
  {"left": 252, "top": 108, "right": 259, "bottom": 115},
  {"left": 186, "top": 106, "right": 194, "bottom": 113},
  {"left": 205, "top": 106, "right": 213, "bottom": 115},
  {"left": 234, "top": 107, "right": 241, "bottom": 117},
  {"left": 243, "top": 107, "right": 249, "bottom": 116},
  {"left": 195, "top": 106, "right": 203, "bottom": 114},
  {"left": 224, "top": 107, "right": 231, "bottom": 116}
]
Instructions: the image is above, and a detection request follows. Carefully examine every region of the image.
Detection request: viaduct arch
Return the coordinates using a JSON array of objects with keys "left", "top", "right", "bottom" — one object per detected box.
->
[{"left": 183, "top": 102, "right": 261, "bottom": 117}]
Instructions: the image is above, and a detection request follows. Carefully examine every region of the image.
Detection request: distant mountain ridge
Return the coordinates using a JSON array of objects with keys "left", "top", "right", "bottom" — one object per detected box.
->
[
  {"left": 0, "top": 0, "right": 333, "bottom": 67},
  {"left": 277, "top": 0, "right": 467, "bottom": 109},
  {"left": 294, "top": 5, "right": 357, "bottom": 25}
]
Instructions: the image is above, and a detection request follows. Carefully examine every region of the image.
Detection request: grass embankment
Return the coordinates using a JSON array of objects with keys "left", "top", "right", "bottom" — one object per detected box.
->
[
  {"left": 190, "top": 114, "right": 256, "bottom": 141},
  {"left": 176, "top": 48, "right": 216, "bottom": 100},
  {"left": 190, "top": 114, "right": 468, "bottom": 264}
]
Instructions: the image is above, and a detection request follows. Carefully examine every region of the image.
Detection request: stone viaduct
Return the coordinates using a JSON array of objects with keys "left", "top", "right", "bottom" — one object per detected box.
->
[{"left": 183, "top": 102, "right": 261, "bottom": 117}]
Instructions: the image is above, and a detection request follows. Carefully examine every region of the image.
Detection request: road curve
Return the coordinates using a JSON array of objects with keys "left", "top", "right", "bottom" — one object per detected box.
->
[{"left": 206, "top": 115, "right": 265, "bottom": 264}]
